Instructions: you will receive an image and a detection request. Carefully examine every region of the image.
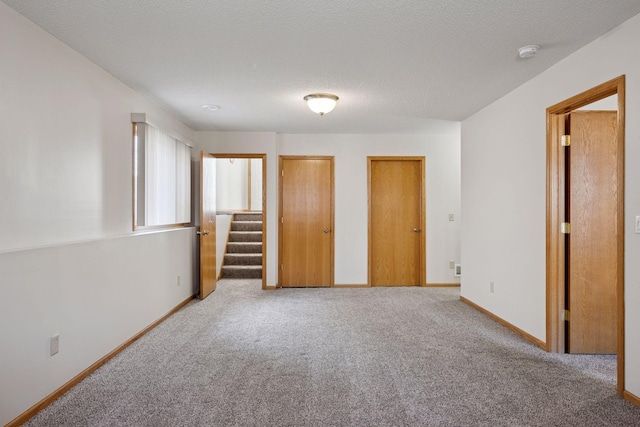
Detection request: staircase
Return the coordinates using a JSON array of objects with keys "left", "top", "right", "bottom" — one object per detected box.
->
[{"left": 221, "top": 212, "right": 263, "bottom": 279}]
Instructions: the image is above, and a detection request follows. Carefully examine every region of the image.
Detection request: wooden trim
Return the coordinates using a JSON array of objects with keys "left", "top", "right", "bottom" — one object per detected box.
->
[
  {"left": 333, "top": 284, "right": 371, "bottom": 288},
  {"left": 330, "top": 158, "right": 335, "bottom": 287},
  {"left": 366, "top": 156, "right": 426, "bottom": 161},
  {"left": 277, "top": 154, "right": 282, "bottom": 286},
  {"left": 460, "top": 296, "right": 547, "bottom": 350},
  {"left": 616, "top": 80, "right": 626, "bottom": 397},
  {"left": 420, "top": 158, "right": 426, "bottom": 287},
  {"left": 367, "top": 156, "right": 426, "bottom": 287},
  {"left": 425, "top": 283, "right": 460, "bottom": 287},
  {"left": 279, "top": 155, "right": 335, "bottom": 160},
  {"left": 545, "top": 111, "right": 566, "bottom": 354},
  {"left": 624, "top": 390, "right": 640, "bottom": 408},
  {"left": 545, "top": 75, "right": 625, "bottom": 394},
  {"left": 367, "top": 158, "right": 372, "bottom": 285},
  {"left": 547, "top": 77, "right": 622, "bottom": 113},
  {"left": 265, "top": 285, "right": 277, "bottom": 290},
  {"left": 6, "top": 295, "right": 194, "bottom": 427},
  {"left": 261, "top": 155, "right": 267, "bottom": 290},
  {"left": 271, "top": 284, "right": 458, "bottom": 289}
]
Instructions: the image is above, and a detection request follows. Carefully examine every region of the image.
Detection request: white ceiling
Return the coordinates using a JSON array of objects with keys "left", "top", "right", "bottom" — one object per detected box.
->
[{"left": 5, "top": 1, "right": 640, "bottom": 134}]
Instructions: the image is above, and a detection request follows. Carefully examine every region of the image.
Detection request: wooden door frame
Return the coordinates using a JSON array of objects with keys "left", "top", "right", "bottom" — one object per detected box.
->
[
  {"left": 367, "top": 156, "right": 426, "bottom": 287},
  {"left": 546, "top": 75, "right": 625, "bottom": 394},
  {"left": 278, "top": 155, "right": 335, "bottom": 288},
  {"left": 209, "top": 153, "right": 267, "bottom": 290}
]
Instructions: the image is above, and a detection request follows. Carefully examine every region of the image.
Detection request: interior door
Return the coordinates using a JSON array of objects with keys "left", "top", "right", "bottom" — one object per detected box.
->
[
  {"left": 369, "top": 157, "right": 425, "bottom": 286},
  {"left": 279, "top": 157, "right": 333, "bottom": 287},
  {"left": 567, "top": 111, "right": 618, "bottom": 354},
  {"left": 199, "top": 151, "right": 216, "bottom": 299}
]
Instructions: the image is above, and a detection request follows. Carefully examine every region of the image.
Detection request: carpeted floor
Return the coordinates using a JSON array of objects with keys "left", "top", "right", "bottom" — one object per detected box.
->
[{"left": 25, "top": 279, "right": 640, "bottom": 426}]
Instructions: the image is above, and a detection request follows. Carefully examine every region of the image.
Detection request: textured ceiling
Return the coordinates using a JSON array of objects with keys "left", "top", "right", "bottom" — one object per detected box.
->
[{"left": 4, "top": 1, "right": 640, "bottom": 133}]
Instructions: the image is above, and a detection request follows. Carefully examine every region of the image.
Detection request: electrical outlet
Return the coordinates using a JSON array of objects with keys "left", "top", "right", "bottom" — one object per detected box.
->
[
  {"left": 50, "top": 334, "right": 60, "bottom": 356},
  {"left": 449, "top": 260, "right": 455, "bottom": 269},
  {"left": 449, "top": 213, "right": 455, "bottom": 221},
  {"left": 177, "top": 275, "right": 181, "bottom": 286},
  {"left": 636, "top": 215, "right": 640, "bottom": 234},
  {"left": 490, "top": 282, "right": 495, "bottom": 293}
]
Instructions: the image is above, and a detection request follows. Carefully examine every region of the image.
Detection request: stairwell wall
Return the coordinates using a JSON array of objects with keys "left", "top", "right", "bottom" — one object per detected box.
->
[{"left": 216, "top": 214, "right": 233, "bottom": 277}]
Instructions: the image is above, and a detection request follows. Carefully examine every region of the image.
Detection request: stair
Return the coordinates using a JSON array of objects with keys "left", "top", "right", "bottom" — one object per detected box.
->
[{"left": 221, "top": 212, "right": 263, "bottom": 279}]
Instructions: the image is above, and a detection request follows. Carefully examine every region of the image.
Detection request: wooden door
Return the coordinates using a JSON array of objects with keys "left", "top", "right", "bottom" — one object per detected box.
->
[
  {"left": 567, "top": 111, "right": 618, "bottom": 354},
  {"left": 369, "top": 157, "right": 425, "bottom": 286},
  {"left": 279, "top": 157, "right": 333, "bottom": 287},
  {"left": 199, "top": 151, "right": 216, "bottom": 299}
]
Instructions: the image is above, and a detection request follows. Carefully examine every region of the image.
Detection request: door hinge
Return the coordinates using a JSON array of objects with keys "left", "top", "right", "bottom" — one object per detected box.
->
[
  {"left": 281, "top": 170, "right": 284, "bottom": 177},
  {"left": 561, "top": 222, "right": 571, "bottom": 234},
  {"left": 281, "top": 217, "right": 284, "bottom": 224},
  {"left": 561, "top": 135, "right": 571, "bottom": 146},
  {"left": 561, "top": 309, "right": 570, "bottom": 321}
]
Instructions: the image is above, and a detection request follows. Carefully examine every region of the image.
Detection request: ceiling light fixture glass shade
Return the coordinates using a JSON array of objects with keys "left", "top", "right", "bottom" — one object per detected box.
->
[{"left": 304, "top": 93, "right": 339, "bottom": 116}]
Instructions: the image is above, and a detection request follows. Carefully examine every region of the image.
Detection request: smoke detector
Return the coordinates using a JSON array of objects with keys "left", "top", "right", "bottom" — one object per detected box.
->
[
  {"left": 518, "top": 45, "right": 539, "bottom": 59},
  {"left": 201, "top": 104, "right": 220, "bottom": 112}
]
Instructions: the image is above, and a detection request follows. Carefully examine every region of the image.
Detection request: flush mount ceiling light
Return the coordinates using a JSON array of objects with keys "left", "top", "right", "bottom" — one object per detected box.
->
[
  {"left": 518, "top": 45, "right": 539, "bottom": 59},
  {"left": 303, "top": 93, "right": 339, "bottom": 116},
  {"left": 201, "top": 104, "right": 220, "bottom": 112}
]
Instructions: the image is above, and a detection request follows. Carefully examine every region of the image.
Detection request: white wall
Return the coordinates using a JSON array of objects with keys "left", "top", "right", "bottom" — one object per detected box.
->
[
  {"left": 251, "top": 158, "right": 263, "bottom": 211},
  {"left": 461, "top": 13, "right": 640, "bottom": 397},
  {"left": 278, "top": 133, "right": 461, "bottom": 285},
  {"left": 196, "top": 130, "right": 461, "bottom": 286},
  {"left": 216, "top": 214, "right": 233, "bottom": 276},
  {"left": 216, "top": 159, "right": 249, "bottom": 210},
  {"left": 0, "top": 4, "right": 196, "bottom": 424},
  {"left": 0, "top": 231, "right": 195, "bottom": 424}
]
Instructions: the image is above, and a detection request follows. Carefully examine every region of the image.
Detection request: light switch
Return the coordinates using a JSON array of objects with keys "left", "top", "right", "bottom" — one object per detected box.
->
[
  {"left": 449, "top": 214, "right": 454, "bottom": 221},
  {"left": 636, "top": 216, "right": 640, "bottom": 234}
]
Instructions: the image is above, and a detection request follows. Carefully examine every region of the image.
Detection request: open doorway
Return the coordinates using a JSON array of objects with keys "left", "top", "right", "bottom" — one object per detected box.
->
[
  {"left": 211, "top": 154, "right": 266, "bottom": 289},
  {"left": 546, "top": 76, "right": 625, "bottom": 394}
]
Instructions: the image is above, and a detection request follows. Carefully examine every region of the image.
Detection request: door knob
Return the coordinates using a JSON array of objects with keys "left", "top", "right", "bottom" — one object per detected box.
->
[
  {"left": 413, "top": 228, "right": 421, "bottom": 232},
  {"left": 197, "top": 230, "right": 209, "bottom": 236},
  {"left": 323, "top": 228, "right": 330, "bottom": 234}
]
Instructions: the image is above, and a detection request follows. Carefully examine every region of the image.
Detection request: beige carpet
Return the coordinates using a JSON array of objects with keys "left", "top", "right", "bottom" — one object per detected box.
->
[{"left": 25, "top": 279, "right": 640, "bottom": 426}]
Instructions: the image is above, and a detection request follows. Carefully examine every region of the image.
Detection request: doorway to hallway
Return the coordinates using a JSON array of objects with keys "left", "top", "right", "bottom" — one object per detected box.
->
[{"left": 546, "top": 75, "right": 625, "bottom": 394}]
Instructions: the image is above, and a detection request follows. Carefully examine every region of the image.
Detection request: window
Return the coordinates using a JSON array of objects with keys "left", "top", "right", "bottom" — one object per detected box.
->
[{"left": 132, "top": 113, "right": 191, "bottom": 229}]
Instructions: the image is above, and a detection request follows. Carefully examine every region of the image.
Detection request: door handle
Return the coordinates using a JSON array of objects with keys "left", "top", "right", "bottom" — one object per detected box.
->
[
  {"left": 197, "top": 230, "right": 210, "bottom": 236},
  {"left": 413, "top": 228, "right": 421, "bottom": 233},
  {"left": 323, "top": 228, "right": 330, "bottom": 234}
]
